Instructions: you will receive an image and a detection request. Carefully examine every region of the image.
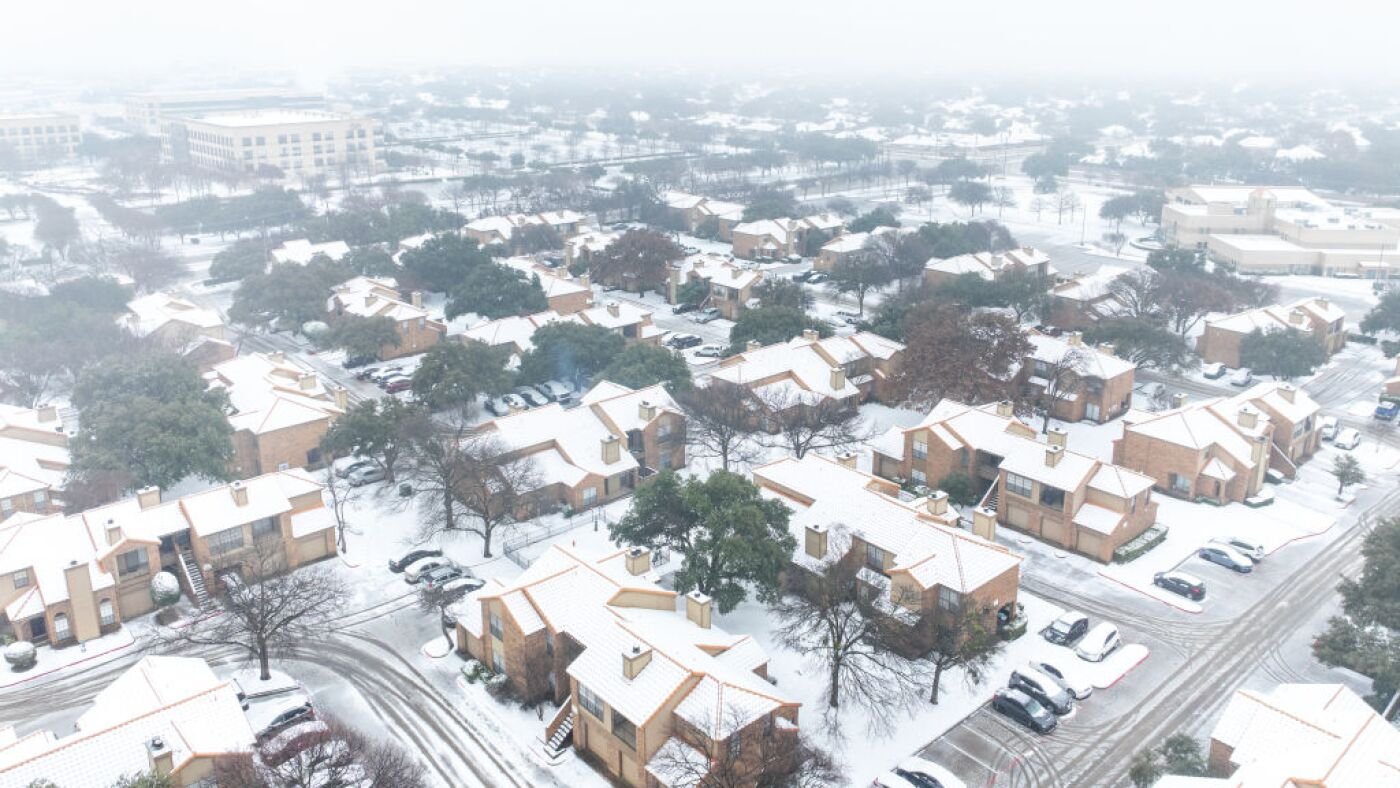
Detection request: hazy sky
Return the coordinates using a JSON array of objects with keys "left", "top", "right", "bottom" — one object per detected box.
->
[{"left": 5, "top": 1, "right": 1399, "bottom": 86}]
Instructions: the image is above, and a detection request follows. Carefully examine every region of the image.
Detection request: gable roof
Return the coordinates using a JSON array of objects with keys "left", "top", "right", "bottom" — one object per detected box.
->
[{"left": 205, "top": 353, "right": 342, "bottom": 435}]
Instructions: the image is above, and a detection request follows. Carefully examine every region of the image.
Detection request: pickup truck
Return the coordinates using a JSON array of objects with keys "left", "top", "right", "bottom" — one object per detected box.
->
[{"left": 1375, "top": 400, "right": 1400, "bottom": 420}]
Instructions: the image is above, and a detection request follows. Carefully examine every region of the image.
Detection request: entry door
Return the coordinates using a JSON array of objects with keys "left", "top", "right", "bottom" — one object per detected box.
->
[
  {"left": 1086, "top": 402, "right": 1101, "bottom": 422},
  {"left": 30, "top": 617, "right": 47, "bottom": 642}
]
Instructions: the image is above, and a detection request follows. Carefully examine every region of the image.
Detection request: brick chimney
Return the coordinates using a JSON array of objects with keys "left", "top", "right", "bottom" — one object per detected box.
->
[
  {"left": 36, "top": 404, "right": 57, "bottom": 423},
  {"left": 685, "top": 590, "right": 712, "bottom": 629},
  {"left": 625, "top": 547, "right": 651, "bottom": 576},
  {"left": 1289, "top": 309, "right": 1307, "bottom": 326},
  {"left": 1277, "top": 384, "right": 1296, "bottom": 403},
  {"left": 411, "top": 291, "right": 423, "bottom": 308},
  {"left": 333, "top": 387, "right": 348, "bottom": 410},
  {"left": 746, "top": 339, "right": 763, "bottom": 352},
  {"left": 606, "top": 301, "right": 620, "bottom": 318},
  {"left": 145, "top": 736, "right": 174, "bottom": 777},
  {"left": 995, "top": 400, "right": 1014, "bottom": 418},
  {"left": 269, "top": 351, "right": 286, "bottom": 364},
  {"left": 1047, "top": 426, "right": 1068, "bottom": 449},
  {"left": 802, "top": 329, "right": 819, "bottom": 342},
  {"left": 804, "top": 523, "right": 828, "bottom": 560},
  {"left": 1237, "top": 406, "right": 1259, "bottom": 429},
  {"left": 972, "top": 507, "right": 997, "bottom": 541},
  {"left": 230, "top": 480, "right": 249, "bottom": 507},
  {"left": 105, "top": 518, "right": 122, "bottom": 546},
  {"left": 829, "top": 367, "right": 846, "bottom": 390},
  {"left": 601, "top": 435, "right": 621, "bottom": 464},
  {"left": 298, "top": 373, "right": 318, "bottom": 391},
  {"left": 136, "top": 486, "right": 161, "bottom": 510},
  {"left": 835, "top": 450, "right": 857, "bottom": 468},
  {"left": 925, "top": 490, "right": 949, "bottom": 516},
  {"left": 1097, "top": 343, "right": 1116, "bottom": 357},
  {"left": 1171, "top": 392, "right": 1188, "bottom": 410},
  {"left": 638, "top": 400, "right": 656, "bottom": 422},
  {"left": 1066, "top": 332, "right": 1083, "bottom": 346},
  {"left": 622, "top": 643, "right": 653, "bottom": 678},
  {"left": 579, "top": 274, "right": 591, "bottom": 289},
  {"left": 1045, "top": 445, "right": 1064, "bottom": 467}
]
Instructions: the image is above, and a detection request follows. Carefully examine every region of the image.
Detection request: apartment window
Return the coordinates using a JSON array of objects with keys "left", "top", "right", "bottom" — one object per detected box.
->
[
  {"left": 491, "top": 649, "right": 506, "bottom": 675},
  {"left": 1130, "top": 494, "right": 1138, "bottom": 514},
  {"left": 291, "top": 134, "right": 301, "bottom": 143},
  {"left": 865, "top": 543, "right": 887, "bottom": 573},
  {"left": 118, "top": 548, "right": 150, "bottom": 578},
  {"left": 242, "top": 137, "right": 252, "bottom": 147},
  {"left": 256, "top": 136, "right": 265, "bottom": 145},
  {"left": 277, "top": 134, "right": 287, "bottom": 144},
  {"left": 33, "top": 490, "right": 45, "bottom": 506},
  {"left": 1168, "top": 473, "right": 1191, "bottom": 494},
  {"left": 99, "top": 599, "right": 115, "bottom": 626},
  {"left": 582, "top": 487, "right": 598, "bottom": 507},
  {"left": 958, "top": 448, "right": 969, "bottom": 469},
  {"left": 1006, "top": 472, "right": 1033, "bottom": 498},
  {"left": 207, "top": 527, "right": 245, "bottom": 556},
  {"left": 611, "top": 713, "right": 637, "bottom": 750},
  {"left": 912, "top": 439, "right": 928, "bottom": 460},
  {"left": 489, "top": 613, "right": 503, "bottom": 639},
  {"left": 730, "top": 729, "right": 744, "bottom": 758},
  {"left": 53, "top": 613, "right": 70, "bottom": 642},
  {"left": 13, "top": 569, "right": 29, "bottom": 589},
  {"left": 911, "top": 468, "right": 927, "bottom": 485},
  {"left": 578, "top": 684, "right": 604, "bottom": 720},
  {"left": 253, "top": 517, "right": 279, "bottom": 540},
  {"left": 938, "top": 586, "right": 962, "bottom": 612},
  {"left": 312, "top": 132, "right": 322, "bottom": 141},
  {"left": 1039, "top": 485, "right": 1066, "bottom": 509}
]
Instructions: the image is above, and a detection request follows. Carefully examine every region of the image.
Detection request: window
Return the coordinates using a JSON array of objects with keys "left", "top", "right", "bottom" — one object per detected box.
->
[
  {"left": 118, "top": 548, "right": 149, "bottom": 577},
  {"left": 207, "top": 527, "right": 245, "bottom": 556},
  {"left": 32, "top": 490, "right": 45, "bottom": 506},
  {"left": 1006, "top": 472, "right": 1033, "bottom": 498},
  {"left": 611, "top": 712, "right": 637, "bottom": 749},
  {"left": 582, "top": 487, "right": 598, "bottom": 506},
  {"left": 865, "top": 543, "right": 887, "bottom": 572},
  {"left": 1039, "top": 485, "right": 1066, "bottom": 509},
  {"left": 730, "top": 729, "right": 744, "bottom": 758},
  {"left": 99, "top": 599, "right": 115, "bottom": 626},
  {"left": 1130, "top": 494, "right": 1138, "bottom": 514},
  {"left": 938, "top": 586, "right": 962, "bottom": 612},
  {"left": 13, "top": 569, "right": 29, "bottom": 589},
  {"left": 489, "top": 613, "right": 503, "bottom": 639},
  {"left": 578, "top": 684, "right": 604, "bottom": 719},
  {"left": 253, "top": 517, "right": 279, "bottom": 540},
  {"left": 491, "top": 649, "right": 506, "bottom": 675},
  {"left": 277, "top": 134, "right": 287, "bottom": 144},
  {"left": 53, "top": 613, "right": 70, "bottom": 642},
  {"left": 911, "top": 468, "right": 927, "bottom": 485},
  {"left": 2, "top": 498, "right": 13, "bottom": 514},
  {"left": 912, "top": 440, "right": 928, "bottom": 460},
  {"left": 1168, "top": 473, "right": 1190, "bottom": 494}
]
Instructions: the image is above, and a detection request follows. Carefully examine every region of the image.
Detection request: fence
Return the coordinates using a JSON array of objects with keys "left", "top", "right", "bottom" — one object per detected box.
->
[{"left": 502, "top": 507, "right": 612, "bottom": 569}]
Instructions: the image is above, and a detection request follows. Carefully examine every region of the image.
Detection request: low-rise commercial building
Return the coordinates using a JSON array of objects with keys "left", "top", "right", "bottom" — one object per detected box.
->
[
  {"left": 205, "top": 352, "right": 345, "bottom": 476},
  {"left": 125, "top": 86, "right": 325, "bottom": 134},
  {"left": 162, "top": 110, "right": 378, "bottom": 182},
  {"left": 0, "top": 114, "right": 81, "bottom": 163},
  {"left": 327, "top": 276, "right": 444, "bottom": 360},
  {"left": 1197, "top": 297, "right": 1346, "bottom": 369}
]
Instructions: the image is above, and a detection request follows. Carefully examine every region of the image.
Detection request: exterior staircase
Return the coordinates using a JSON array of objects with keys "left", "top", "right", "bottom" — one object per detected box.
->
[
  {"left": 539, "top": 698, "right": 575, "bottom": 764},
  {"left": 177, "top": 548, "right": 212, "bottom": 609},
  {"left": 979, "top": 479, "right": 1001, "bottom": 513}
]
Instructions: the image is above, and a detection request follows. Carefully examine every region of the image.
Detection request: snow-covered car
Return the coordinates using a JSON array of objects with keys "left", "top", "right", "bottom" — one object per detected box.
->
[
  {"left": 693, "top": 344, "right": 725, "bottom": 358},
  {"left": 389, "top": 548, "right": 442, "bottom": 573},
  {"left": 420, "top": 565, "right": 466, "bottom": 589},
  {"left": 334, "top": 458, "right": 374, "bottom": 479},
  {"left": 991, "top": 688, "right": 1056, "bottom": 734},
  {"left": 1075, "top": 622, "right": 1122, "bottom": 663},
  {"left": 514, "top": 386, "right": 548, "bottom": 407},
  {"left": 1008, "top": 666, "right": 1074, "bottom": 715},
  {"left": 690, "top": 307, "right": 721, "bottom": 323},
  {"left": 1201, "top": 362, "right": 1227, "bottom": 380},
  {"left": 1319, "top": 415, "right": 1339, "bottom": 440},
  {"left": 1029, "top": 657, "right": 1093, "bottom": 700},
  {"left": 889, "top": 757, "right": 966, "bottom": 788},
  {"left": 1043, "top": 611, "right": 1089, "bottom": 646},
  {"left": 229, "top": 668, "right": 303, "bottom": 707},
  {"left": 1213, "top": 536, "right": 1264, "bottom": 562},
  {"left": 805, "top": 272, "right": 829, "bottom": 284},
  {"left": 539, "top": 380, "right": 575, "bottom": 404},
  {"left": 1229, "top": 368, "right": 1254, "bottom": 387},
  {"left": 502, "top": 393, "right": 529, "bottom": 411},
  {"left": 404, "top": 556, "right": 456, "bottom": 583},
  {"left": 1199, "top": 544, "right": 1254, "bottom": 573},
  {"left": 347, "top": 465, "right": 386, "bottom": 486},
  {"left": 247, "top": 692, "right": 315, "bottom": 742},
  {"left": 485, "top": 396, "right": 512, "bottom": 417},
  {"left": 1334, "top": 427, "right": 1362, "bottom": 450}
]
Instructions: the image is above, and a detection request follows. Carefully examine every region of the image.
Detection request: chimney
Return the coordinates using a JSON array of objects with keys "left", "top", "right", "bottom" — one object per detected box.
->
[
  {"left": 830, "top": 367, "right": 846, "bottom": 390},
  {"left": 638, "top": 400, "right": 656, "bottom": 422},
  {"left": 333, "top": 387, "right": 348, "bottom": 410},
  {"left": 835, "top": 450, "right": 857, "bottom": 468},
  {"left": 926, "top": 489, "right": 949, "bottom": 516},
  {"left": 622, "top": 643, "right": 653, "bottom": 679},
  {"left": 1097, "top": 343, "right": 1116, "bottom": 357},
  {"left": 579, "top": 274, "right": 591, "bottom": 289},
  {"left": 601, "top": 435, "right": 621, "bottom": 464},
  {"left": 298, "top": 373, "right": 318, "bottom": 391},
  {"left": 364, "top": 294, "right": 376, "bottom": 307},
  {"left": 606, "top": 301, "right": 620, "bottom": 317},
  {"left": 1171, "top": 392, "right": 1188, "bottom": 410},
  {"left": 995, "top": 400, "right": 1013, "bottom": 418},
  {"left": 269, "top": 351, "right": 286, "bottom": 364},
  {"left": 1277, "top": 384, "right": 1296, "bottom": 403},
  {"left": 804, "top": 523, "right": 828, "bottom": 560},
  {"left": 1289, "top": 308, "right": 1307, "bottom": 326},
  {"left": 411, "top": 290, "right": 423, "bottom": 308},
  {"left": 36, "top": 404, "right": 57, "bottom": 423},
  {"left": 1066, "top": 332, "right": 1083, "bottom": 346},
  {"left": 146, "top": 736, "right": 174, "bottom": 777},
  {"left": 730, "top": 267, "right": 741, "bottom": 279},
  {"left": 1315, "top": 297, "right": 1329, "bottom": 311},
  {"left": 105, "top": 518, "right": 122, "bottom": 546},
  {"left": 972, "top": 507, "right": 997, "bottom": 541},
  {"left": 1047, "top": 426, "right": 1068, "bottom": 449},
  {"left": 801, "top": 329, "right": 819, "bottom": 342},
  {"left": 230, "top": 480, "right": 249, "bottom": 507},
  {"left": 625, "top": 547, "right": 652, "bottom": 576},
  {"left": 746, "top": 339, "right": 763, "bottom": 352},
  {"left": 1045, "top": 444, "right": 1064, "bottom": 467},
  {"left": 1237, "top": 406, "right": 1258, "bottom": 429},
  {"left": 685, "top": 590, "right": 713, "bottom": 629},
  {"left": 136, "top": 486, "right": 161, "bottom": 510}
]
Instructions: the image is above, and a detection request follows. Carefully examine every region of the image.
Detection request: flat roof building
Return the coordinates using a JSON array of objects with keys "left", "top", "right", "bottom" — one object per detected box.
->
[
  {"left": 0, "top": 114, "right": 81, "bottom": 163},
  {"left": 162, "top": 110, "right": 378, "bottom": 184},
  {"left": 125, "top": 86, "right": 324, "bottom": 134}
]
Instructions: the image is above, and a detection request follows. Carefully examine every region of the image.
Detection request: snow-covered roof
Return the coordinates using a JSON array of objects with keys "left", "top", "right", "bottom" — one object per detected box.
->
[
  {"left": 457, "top": 310, "right": 578, "bottom": 355},
  {"left": 731, "top": 218, "right": 797, "bottom": 244},
  {"left": 1026, "top": 332, "right": 1136, "bottom": 380},
  {"left": 271, "top": 238, "right": 349, "bottom": 265},
  {"left": 328, "top": 276, "right": 434, "bottom": 323},
  {"left": 709, "top": 331, "right": 901, "bottom": 407},
  {"left": 205, "top": 352, "right": 342, "bottom": 436},
  {"left": 0, "top": 404, "right": 70, "bottom": 502},
  {"left": 1051, "top": 264, "right": 1131, "bottom": 303},
  {"left": 1206, "top": 297, "right": 1346, "bottom": 337},
  {"left": 178, "top": 468, "right": 323, "bottom": 538},
  {"left": 681, "top": 253, "right": 762, "bottom": 290},
  {"left": 925, "top": 247, "right": 1050, "bottom": 279},
  {"left": 75, "top": 656, "right": 222, "bottom": 732},
  {"left": 123, "top": 293, "right": 225, "bottom": 340},
  {"left": 821, "top": 231, "right": 869, "bottom": 254}
]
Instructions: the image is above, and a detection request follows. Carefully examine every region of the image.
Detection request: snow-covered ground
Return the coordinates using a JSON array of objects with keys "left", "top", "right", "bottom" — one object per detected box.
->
[{"left": 0, "top": 626, "right": 136, "bottom": 689}]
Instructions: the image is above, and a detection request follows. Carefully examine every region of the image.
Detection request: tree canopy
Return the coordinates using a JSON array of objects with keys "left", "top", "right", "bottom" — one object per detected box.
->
[
  {"left": 595, "top": 343, "right": 693, "bottom": 391},
  {"left": 411, "top": 340, "right": 513, "bottom": 410},
  {"left": 896, "top": 303, "right": 1032, "bottom": 408},
  {"left": 1239, "top": 328, "right": 1327, "bottom": 379},
  {"left": 399, "top": 233, "right": 492, "bottom": 293},
  {"left": 518, "top": 322, "right": 625, "bottom": 386},
  {"left": 1314, "top": 518, "right": 1400, "bottom": 709},
  {"left": 727, "top": 306, "right": 831, "bottom": 355},
  {"left": 229, "top": 257, "right": 353, "bottom": 331},
  {"left": 589, "top": 229, "right": 682, "bottom": 293},
  {"left": 446, "top": 262, "right": 548, "bottom": 320}
]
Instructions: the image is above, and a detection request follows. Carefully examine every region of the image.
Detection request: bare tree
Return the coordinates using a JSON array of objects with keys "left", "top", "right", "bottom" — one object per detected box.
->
[
  {"left": 648, "top": 707, "right": 843, "bottom": 788},
  {"left": 991, "top": 185, "right": 1017, "bottom": 218},
  {"left": 757, "top": 389, "right": 868, "bottom": 460},
  {"left": 446, "top": 432, "right": 541, "bottom": 558},
  {"left": 1106, "top": 268, "right": 1160, "bottom": 320},
  {"left": 1035, "top": 346, "right": 1089, "bottom": 433},
  {"left": 924, "top": 601, "right": 1005, "bottom": 704},
  {"left": 1055, "top": 189, "right": 1080, "bottom": 225},
  {"left": 678, "top": 384, "right": 763, "bottom": 471},
  {"left": 164, "top": 537, "right": 346, "bottom": 681},
  {"left": 321, "top": 460, "right": 362, "bottom": 554},
  {"left": 418, "top": 580, "right": 467, "bottom": 651},
  {"left": 771, "top": 528, "right": 928, "bottom": 734},
  {"left": 401, "top": 414, "right": 476, "bottom": 536},
  {"left": 212, "top": 715, "right": 428, "bottom": 788}
]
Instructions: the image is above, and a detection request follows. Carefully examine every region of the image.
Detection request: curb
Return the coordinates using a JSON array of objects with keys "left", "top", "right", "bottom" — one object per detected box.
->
[
  {"left": 0, "top": 634, "right": 136, "bottom": 689},
  {"left": 1096, "top": 569, "right": 1202, "bottom": 614},
  {"left": 1101, "top": 647, "right": 1151, "bottom": 690}
]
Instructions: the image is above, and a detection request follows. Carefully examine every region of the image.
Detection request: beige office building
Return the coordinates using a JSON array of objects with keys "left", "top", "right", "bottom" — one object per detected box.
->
[
  {"left": 163, "top": 110, "right": 378, "bottom": 182},
  {"left": 125, "top": 87, "right": 324, "bottom": 134},
  {"left": 0, "top": 114, "right": 81, "bottom": 162}
]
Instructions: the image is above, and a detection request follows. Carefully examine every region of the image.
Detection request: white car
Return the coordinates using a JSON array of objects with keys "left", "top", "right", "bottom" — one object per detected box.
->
[
  {"left": 1229, "top": 368, "right": 1254, "bottom": 387},
  {"left": 1334, "top": 427, "right": 1362, "bottom": 450},
  {"left": 1029, "top": 658, "right": 1093, "bottom": 700},
  {"left": 1211, "top": 536, "right": 1264, "bottom": 562},
  {"left": 885, "top": 757, "right": 966, "bottom": 788},
  {"left": 1075, "top": 622, "right": 1122, "bottom": 663},
  {"left": 1319, "top": 415, "right": 1339, "bottom": 441},
  {"left": 404, "top": 556, "right": 457, "bottom": 583}
]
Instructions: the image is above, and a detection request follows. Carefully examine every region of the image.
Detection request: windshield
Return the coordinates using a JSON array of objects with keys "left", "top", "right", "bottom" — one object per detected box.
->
[
  {"left": 1021, "top": 695, "right": 1049, "bottom": 716},
  {"left": 1051, "top": 618, "right": 1073, "bottom": 633}
]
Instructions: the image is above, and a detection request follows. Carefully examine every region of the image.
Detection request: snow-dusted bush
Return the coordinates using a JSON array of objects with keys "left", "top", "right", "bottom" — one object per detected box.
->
[
  {"left": 150, "top": 571, "right": 181, "bottom": 607},
  {"left": 4, "top": 640, "right": 36, "bottom": 670}
]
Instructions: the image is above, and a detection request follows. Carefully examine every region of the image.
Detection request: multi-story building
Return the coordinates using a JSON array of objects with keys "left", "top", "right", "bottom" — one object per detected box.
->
[
  {"left": 476, "top": 382, "right": 686, "bottom": 512},
  {"left": 1045, "top": 264, "right": 1131, "bottom": 331},
  {"left": 458, "top": 311, "right": 575, "bottom": 359},
  {"left": 660, "top": 191, "right": 746, "bottom": 240},
  {"left": 122, "top": 292, "right": 235, "bottom": 371},
  {"left": 124, "top": 87, "right": 325, "bottom": 134},
  {"left": 162, "top": 110, "right": 378, "bottom": 182},
  {"left": 452, "top": 543, "right": 798, "bottom": 788},
  {"left": 667, "top": 254, "right": 763, "bottom": 319},
  {"left": 709, "top": 330, "right": 905, "bottom": 414},
  {"left": 924, "top": 247, "right": 1054, "bottom": 288},
  {"left": 0, "top": 469, "right": 334, "bottom": 647},
  {"left": 731, "top": 216, "right": 842, "bottom": 261},
  {"left": 754, "top": 453, "right": 1022, "bottom": 654},
  {"left": 462, "top": 210, "right": 588, "bottom": 247},
  {"left": 0, "top": 114, "right": 81, "bottom": 163},
  {"left": 1197, "top": 297, "right": 1347, "bottom": 369},
  {"left": 0, "top": 404, "right": 69, "bottom": 521},
  {"left": 1022, "top": 330, "right": 1136, "bottom": 424},
  {"left": 1160, "top": 185, "right": 1400, "bottom": 276},
  {"left": 564, "top": 230, "right": 621, "bottom": 268},
  {"left": 872, "top": 400, "right": 1158, "bottom": 563},
  {"left": 327, "top": 276, "right": 444, "bottom": 360},
  {"left": 0, "top": 655, "right": 255, "bottom": 786},
  {"left": 204, "top": 352, "right": 345, "bottom": 476},
  {"left": 1114, "top": 383, "right": 1322, "bottom": 502},
  {"left": 500, "top": 257, "right": 593, "bottom": 314}
]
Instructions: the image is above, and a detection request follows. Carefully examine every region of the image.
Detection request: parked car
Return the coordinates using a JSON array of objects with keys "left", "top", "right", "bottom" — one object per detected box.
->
[
  {"left": 790, "top": 270, "right": 813, "bottom": 283},
  {"left": 248, "top": 693, "right": 316, "bottom": 742},
  {"left": 540, "top": 380, "right": 575, "bottom": 405},
  {"left": 404, "top": 556, "right": 456, "bottom": 583},
  {"left": 805, "top": 272, "right": 829, "bottom": 284},
  {"left": 671, "top": 301, "right": 699, "bottom": 314},
  {"left": 335, "top": 458, "right": 374, "bottom": 479},
  {"left": 384, "top": 377, "right": 413, "bottom": 393},
  {"left": 890, "top": 757, "right": 966, "bottom": 788},
  {"left": 668, "top": 333, "right": 703, "bottom": 349},
  {"left": 1030, "top": 657, "right": 1093, "bottom": 700},
  {"left": 1199, "top": 544, "right": 1254, "bottom": 573},
  {"left": 1075, "top": 622, "right": 1122, "bottom": 662},
  {"left": 1009, "top": 667, "right": 1075, "bottom": 715},
  {"left": 420, "top": 565, "right": 466, "bottom": 589},
  {"left": 484, "top": 397, "right": 511, "bottom": 417},
  {"left": 873, "top": 772, "right": 919, "bottom": 788},
  {"left": 347, "top": 465, "right": 386, "bottom": 486},
  {"left": 1154, "top": 571, "right": 1206, "bottom": 600},
  {"left": 341, "top": 354, "right": 375, "bottom": 369},
  {"left": 694, "top": 344, "right": 725, "bottom": 358},
  {"left": 1375, "top": 400, "right": 1399, "bottom": 420},
  {"left": 514, "top": 386, "right": 548, "bottom": 407},
  {"left": 1043, "top": 611, "right": 1090, "bottom": 646},
  {"left": 378, "top": 373, "right": 411, "bottom": 389},
  {"left": 690, "top": 307, "right": 721, "bottom": 324},
  {"left": 389, "top": 548, "right": 443, "bottom": 574},
  {"left": 1212, "top": 536, "right": 1264, "bottom": 562},
  {"left": 1201, "top": 362, "right": 1227, "bottom": 380},
  {"left": 1319, "top": 415, "right": 1339, "bottom": 440},
  {"left": 1334, "top": 427, "right": 1362, "bottom": 450},
  {"left": 502, "top": 393, "right": 529, "bottom": 411},
  {"left": 991, "top": 688, "right": 1057, "bottom": 734},
  {"left": 367, "top": 367, "right": 403, "bottom": 384},
  {"left": 1229, "top": 368, "right": 1254, "bottom": 387}
]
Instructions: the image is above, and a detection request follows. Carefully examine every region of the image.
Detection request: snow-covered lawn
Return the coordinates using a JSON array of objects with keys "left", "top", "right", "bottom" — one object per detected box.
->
[{"left": 0, "top": 626, "right": 136, "bottom": 689}]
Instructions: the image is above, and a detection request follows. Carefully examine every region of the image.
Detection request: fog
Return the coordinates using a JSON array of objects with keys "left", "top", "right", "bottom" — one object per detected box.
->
[{"left": 5, "top": 0, "right": 1399, "bottom": 85}]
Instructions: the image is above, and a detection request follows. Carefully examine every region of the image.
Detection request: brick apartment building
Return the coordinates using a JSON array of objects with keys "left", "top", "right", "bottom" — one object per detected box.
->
[
  {"left": 1197, "top": 297, "right": 1346, "bottom": 370},
  {"left": 667, "top": 254, "right": 763, "bottom": 319},
  {"left": 1022, "top": 330, "right": 1136, "bottom": 423},
  {"left": 0, "top": 404, "right": 70, "bottom": 521},
  {"left": 924, "top": 247, "right": 1054, "bottom": 288},
  {"left": 660, "top": 191, "right": 746, "bottom": 240},
  {"left": 500, "top": 257, "right": 594, "bottom": 315},
  {"left": 327, "top": 276, "right": 445, "bottom": 360},
  {"left": 205, "top": 352, "right": 345, "bottom": 476},
  {"left": 708, "top": 330, "right": 905, "bottom": 418},
  {"left": 122, "top": 292, "right": 236, "bottom": 372},
  {"left": 1044, "top": 264, "right": 1131, "bottom": 331}
]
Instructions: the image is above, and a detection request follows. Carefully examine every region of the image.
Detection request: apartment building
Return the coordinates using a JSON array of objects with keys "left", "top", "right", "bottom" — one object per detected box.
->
[
  {"left": 1161, "top": 185, "right": 1400, "bottom": 276},
  {"left": 709, "top": 330, "right": 905, "bottom": 415},
  {"left": 0, "top": 469, "right": 334, "bottom": 647},
  {"left": 125, "top": 86, "right": 325, "bottom": 133},
  {"left": 814, "top": 227, "right": 898, "bottom": 272},
  {"left": 1200, "top": 683, "right": 1399, "bottom": 786},
  {"left": 459, "top": 311, "right": 575, "bottom": 359},
  {"left": 205, "top": 352, "right": 345, "bottom": 476},
  {"left": 162, "top": 110, "right": 378, "bottom": 182},
  {"left": 872, "top": 400, "right": 1158, "bottom": 563},
  {"left": 271, "top": 238, "right": 350, "bottom": 265},
  {"left": 0, "top": 656, "right": 255, "bottom": 787},
  {"left": 754, "top": 453, "right": 1022, "bottom": 654},
  {"left": 1022, "top": 331, "right": 1135, "bottom": 423},
  {"left": 0, "top": 404, "right": 69, "bottom": 521},
  {"left": 1045, "top": 264, "right": 1131, "bottom": 331},
  {"left": 924, "top": 247, "right": 1054, "bottom": 288},
  {"left": 122, "top": 292, "right": 235, "bottom": 371},
  {"left": 327, "top": 276, "right": 444, "bottom": 360},
  {"left": 500, "top": 257, "right": 593, "bottom": 314},
  {"left": 476, "top": 382, "right": 686, "bottom": 512},
  {"left": 564, "top": 230, "right": 622, "bottom": 268},
  {"left": 660, "top": 191, "right": 746, "bottom": 240},
  {"left": 463, "top": 210, "right": 588, "bottom": 247},
  {"left": 667, "top": 253, "right": 763, "bottom": 319},
  {"left": 730, "top": 215, "right": 843, "bottom": 261},
  {"left": 1197, "top": 297, "right": 1346, "bottom": 369},
  {"left": 0, "top": 114, "right": 81, "bottom": 163},
  {"left": 453, "top": 543, "right": 798, "bottom": 787}
]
